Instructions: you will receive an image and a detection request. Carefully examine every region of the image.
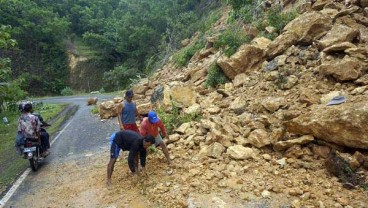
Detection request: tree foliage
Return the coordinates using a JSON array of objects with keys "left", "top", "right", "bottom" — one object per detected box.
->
[
  {"left": 0, "top": 0, "right": 223, "bottom": 94},
  {"left": 0, "top": 25, "right": 26, "bottom": 112}
]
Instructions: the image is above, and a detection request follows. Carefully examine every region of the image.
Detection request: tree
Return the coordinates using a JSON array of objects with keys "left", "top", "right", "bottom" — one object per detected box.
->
[{"left": 0, "top": 25, "right": 26, "bottom": 112}]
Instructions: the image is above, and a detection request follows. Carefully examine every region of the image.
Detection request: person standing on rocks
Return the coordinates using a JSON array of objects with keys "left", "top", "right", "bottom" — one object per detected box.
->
[
  {"left": 106, "top": 130, "right": 155, "bottom": 187},
  {"left": 139, "top": 111, "right": 171, "bottom": 164},
  {"left": 117, "top": 89, "right": 141, "bottom": 133}
]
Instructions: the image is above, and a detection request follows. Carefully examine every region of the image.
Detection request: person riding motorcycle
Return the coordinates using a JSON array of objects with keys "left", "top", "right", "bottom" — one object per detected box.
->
[{"left": 18, "top": 102, "right": 50, "bottom": 157}]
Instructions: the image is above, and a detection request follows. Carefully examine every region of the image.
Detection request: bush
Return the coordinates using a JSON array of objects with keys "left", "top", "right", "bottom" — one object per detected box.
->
[
  {"left": 206, "top": 63, "right": 229, "bottom": 88},
  {"left": 156, "top": 103, "right": 200, "bottom": 134},
  {"left": 213, "top": 26, "right": 250, "bottom": 57},
  {"left": 60, "top": 87, "right": 74, "bottom": 96},
  {"left": 90, "top": 105, "right": 99, "bottom": 114},
  {"left": 267, "top": 7, "right": 298, "bottom": 34},
  {"left": 173, "top": 38, "right": 205, "bottom": 67}
]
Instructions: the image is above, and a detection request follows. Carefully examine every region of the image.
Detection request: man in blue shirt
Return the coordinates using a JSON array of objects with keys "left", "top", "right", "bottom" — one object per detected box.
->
[{"left": 117, "top": 90, "right": 141, "bottom": 133}]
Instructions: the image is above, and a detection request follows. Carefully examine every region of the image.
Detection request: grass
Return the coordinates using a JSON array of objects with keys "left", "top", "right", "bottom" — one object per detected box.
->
[
  {"left": 213, "top": 25, "right": 250, "bottom": 57},
  {"left": 0, "top": 103, "right": 68, "bottom": 196},
  {"left": 73, "top": 38, "right": 99, "bottom": 58},
  {"left": 90, "top": 105, "right": 99, "bottom": 114}
]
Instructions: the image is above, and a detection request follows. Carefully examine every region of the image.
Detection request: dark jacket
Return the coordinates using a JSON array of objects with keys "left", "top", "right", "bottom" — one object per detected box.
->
[{"left": 114, "top": 130, "right": 147, "bottom": 172}]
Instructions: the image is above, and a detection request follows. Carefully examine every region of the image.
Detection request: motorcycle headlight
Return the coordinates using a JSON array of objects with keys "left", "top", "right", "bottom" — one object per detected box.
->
[{"left": 28, "top": 152, "right": 33, "bottom": 157}]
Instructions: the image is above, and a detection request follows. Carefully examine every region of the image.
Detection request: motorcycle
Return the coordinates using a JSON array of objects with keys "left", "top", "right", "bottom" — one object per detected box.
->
[{"left": 21, "top": 125, "right": 50, "bottom": 171}]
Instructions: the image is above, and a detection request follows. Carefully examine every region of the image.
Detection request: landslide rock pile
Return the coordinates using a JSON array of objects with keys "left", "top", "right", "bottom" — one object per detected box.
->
[{"left": 100, "top": 0, "right": 368, "bottom": 207}]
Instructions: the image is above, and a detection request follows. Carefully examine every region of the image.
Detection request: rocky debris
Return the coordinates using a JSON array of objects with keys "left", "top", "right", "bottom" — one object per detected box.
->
[
  {"left": 274, "top": 135, "right": 315, "bottom": 151},
  {"left": 87, "top": 97, "right": 98, "bottom": 105},
  {"left": 99, "top": 101, "right": 118, "bottom": 119},
  {"left": 325, "top": 151, "right": 365, "bottom": 188},
  {"left": 94, "top": 1, "right": 368, "bottom": 207},
  {"left": 217, "top": 45, "right": 265, "bottom": 79}
]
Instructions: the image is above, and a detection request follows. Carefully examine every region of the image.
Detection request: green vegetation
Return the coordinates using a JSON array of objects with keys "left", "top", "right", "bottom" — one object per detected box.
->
[
  {"left": 0, "top": 25, "right": 27, "bottom": 113},
  {"left": 0, "top": 0, "right": 223, "bottom": 95},
  {"left": 226, "top": 1, "right": 299, "bottom": 40},
  {"left": 214, "top": 25, "right": 250, "bottom": 57},
  {"left": 0, "top": 103, "right": 67, "bottom": 195},
  {"left": 173, "top": 38, "right": 206, "bottom": 67},
  {"left": 60, "top": 87, "right": 74, "bottom": 96},
  {"left": 157, "top": 103, "right": 200, "bottom": 134},
  {"left": 206, "top": 63, "right": 229, "bottom": 88},
  {"left": 90, "top": 105, "right": 99, "bottom": 114}
]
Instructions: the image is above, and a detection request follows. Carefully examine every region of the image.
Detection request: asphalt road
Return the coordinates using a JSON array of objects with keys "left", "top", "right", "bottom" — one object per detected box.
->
[{"left": 2, "top": 94, "right": 119, "bottom": 207}]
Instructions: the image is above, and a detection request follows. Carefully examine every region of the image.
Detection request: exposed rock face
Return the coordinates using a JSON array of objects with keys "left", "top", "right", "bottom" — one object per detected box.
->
[
  {"left": 217, "top": 45, "right": 265, "bottom": 79},
  {"left": 285, "top": 102, "right": 368, "bottom": 149}
]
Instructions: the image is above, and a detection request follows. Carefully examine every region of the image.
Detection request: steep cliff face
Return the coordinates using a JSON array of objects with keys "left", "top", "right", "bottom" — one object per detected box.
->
[
  {"left": 68, "top": 53, "right": 107, "bottom": 92},
  {"left": 66, "top": 38, "right": 109, "bottom": 92}
]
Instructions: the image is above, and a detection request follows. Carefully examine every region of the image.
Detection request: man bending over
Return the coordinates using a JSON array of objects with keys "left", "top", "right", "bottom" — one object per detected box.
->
[{"left": 106, "top": 130, "right": 155, "bottom": 187}]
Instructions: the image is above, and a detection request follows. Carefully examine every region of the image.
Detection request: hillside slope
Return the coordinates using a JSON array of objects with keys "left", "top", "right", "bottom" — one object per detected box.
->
[{"left": 98, "top": 0, "right": 368, "bottom": 207}]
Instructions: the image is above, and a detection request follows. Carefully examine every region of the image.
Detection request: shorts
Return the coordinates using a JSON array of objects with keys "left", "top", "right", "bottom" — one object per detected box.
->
[
  {"left": 154, "top": 134, "right": 163, "bottom": 146},
  {"left": 110, "top": 141, "right": 121, "bottom": 159},
  {"left": 123, "top": 124, "right": 140, "bottom": 134}
]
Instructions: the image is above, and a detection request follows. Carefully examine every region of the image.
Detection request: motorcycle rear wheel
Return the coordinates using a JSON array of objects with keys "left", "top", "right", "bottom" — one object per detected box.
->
[{"left": 29, "top": 156, "right": 39, "bottom": 171}]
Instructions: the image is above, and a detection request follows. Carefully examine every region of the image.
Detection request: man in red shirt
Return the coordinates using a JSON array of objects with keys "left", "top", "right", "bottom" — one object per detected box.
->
[{"left": 139, "top": 111, "right": 171, "bottom": 164}]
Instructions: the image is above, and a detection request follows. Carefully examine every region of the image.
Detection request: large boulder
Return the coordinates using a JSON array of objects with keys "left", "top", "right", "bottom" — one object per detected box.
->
[
  {"left": 318, "top": 56, "right": 363, "bottom": 81},
  {"left": 163, "top": 85, "right": 197, "bottom": 108},
  {"left": 137, "top": 103, "right": 152, "bottom": 115},
  {"left": 285, "top": 102, "right": 368, "bottom": 149},
  {"left": 317, "top": 24, "right": 359, "bottom": 49},
  {"left": 99, "top": 101, "right": 118, "bottom": 119},
  {"left": 284, "top": 11, "right": 333, "bottom": 43},
  {"left": 87, "top": 97, "right": 98, "bottom": 105},
  {"left": 227, "top": 145, "right": 254, "bottom": 160},
  {"left": 267, "top": 11, "right": 332, "bottom": 58},
  {"left": 217, "top": 44, "right": 265, "bottom": 79},
  {"left": 251, "top": 37, "right": 272, "bottom": 50},
  {"left": 266, "top": 32, "right": 299, "bottom": 59}
]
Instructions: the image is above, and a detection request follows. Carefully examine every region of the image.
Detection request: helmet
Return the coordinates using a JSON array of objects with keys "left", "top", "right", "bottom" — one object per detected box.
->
[
  {"left": 148, "top": 111, "right": 159, "bottom": 124},
  {"left": 23, "top": 101, "right": 33, "bottom": 112}
]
